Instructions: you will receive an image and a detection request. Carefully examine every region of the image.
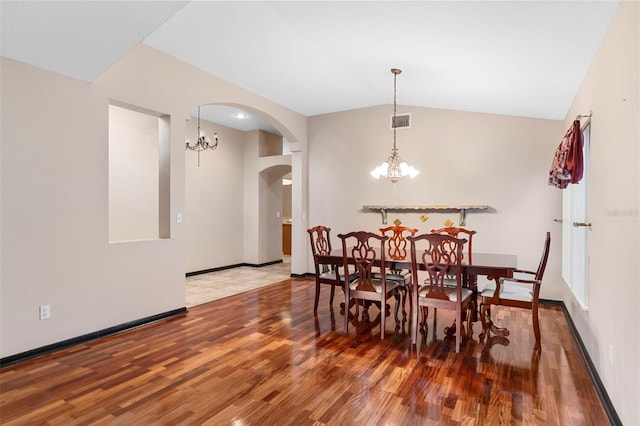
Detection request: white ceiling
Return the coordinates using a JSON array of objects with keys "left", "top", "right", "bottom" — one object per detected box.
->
[{"left": 1, "top": 0, "right": 620, "bottom": 132}]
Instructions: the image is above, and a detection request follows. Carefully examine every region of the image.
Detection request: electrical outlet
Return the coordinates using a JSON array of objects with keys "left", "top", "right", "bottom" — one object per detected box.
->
[
  {"left": 608, "top": 344, "right": 614, "bottom": 367},
  {"left": 39, "top": 305, "right": 51, "bottom": 320}
]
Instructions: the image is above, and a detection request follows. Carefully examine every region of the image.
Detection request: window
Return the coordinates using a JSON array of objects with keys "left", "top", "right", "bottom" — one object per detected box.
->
[{"left": 562, "top": 124, "right": 590, "bottom": 309}]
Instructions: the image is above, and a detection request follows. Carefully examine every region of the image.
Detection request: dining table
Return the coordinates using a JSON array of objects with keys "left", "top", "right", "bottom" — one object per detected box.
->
[{"left": 317, "top": 248, "right": 518, "bottom": 339}]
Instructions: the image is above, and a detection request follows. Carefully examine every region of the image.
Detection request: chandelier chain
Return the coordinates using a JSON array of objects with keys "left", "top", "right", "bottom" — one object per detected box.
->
[
  {"left": 369, "top": 67, "right": 419, "bottom": 184},
  {"left": 393, "top": 70, "right": 397, "bottom": 151}
]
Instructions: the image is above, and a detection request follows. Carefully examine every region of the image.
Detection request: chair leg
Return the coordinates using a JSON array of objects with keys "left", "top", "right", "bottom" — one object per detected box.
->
[
  {"left": 399, "top": 287, "right": 409, "bottom": 334},
  {"left": 418, "top": 306, "right": 429, "bottom": 342},
  {"left": 455, "top": 308, "right": 462, "bottom": 353},
  {"left": 411, "top": 301, "right": 419, "bottom": 345},
  {"left": 404, "top": 284, "right": 412, "bottom": 319},
  {"left": 479, "top": 301, "right": 489, "bottom": 342},
  {"left": 329, "top": 283, "right": 336, "bottom": 305},
  {"left": 344, "top": 288, "right": 350, "bottom": 334},
  {"left": 532, "top": 300, "right": 541, "bottom": 350},
  {"left": 433, "top": 308, "right": 437, "bottom": 335},
  {"left": 420, "top": 306, "right": 428, "bottom": 329},
  {"left": 314, "top": 280, "right": 321, "bottom": 312},
  {"left": 380, "top": 297, "right": 386, "bottom": 340},
  {"left": 393, "top": 290, "right": 401, "bottom": 333}
]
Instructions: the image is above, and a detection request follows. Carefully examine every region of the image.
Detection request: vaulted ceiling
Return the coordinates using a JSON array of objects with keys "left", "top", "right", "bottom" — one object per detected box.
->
[{"left": 1, "top": 1, "right": 620, "bottom": 131}]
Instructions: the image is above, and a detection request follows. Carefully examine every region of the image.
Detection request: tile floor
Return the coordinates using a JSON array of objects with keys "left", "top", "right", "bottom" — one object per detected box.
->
[{"left": 185, "top": 256, "right": 293, "bottom": 307}]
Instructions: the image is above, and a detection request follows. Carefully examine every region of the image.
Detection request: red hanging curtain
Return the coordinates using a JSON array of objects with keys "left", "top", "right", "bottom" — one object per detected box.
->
[{"left": 548, "top": 120, "right": 584, "bottom": 189}]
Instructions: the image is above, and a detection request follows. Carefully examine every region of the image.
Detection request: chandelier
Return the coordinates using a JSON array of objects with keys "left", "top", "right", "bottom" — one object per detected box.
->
[
  {"left": 370, "top": 68, "right": 419, "bottom": 184},
  {"left": 185, "top": 105, "right": 219, "bottom": 166}
]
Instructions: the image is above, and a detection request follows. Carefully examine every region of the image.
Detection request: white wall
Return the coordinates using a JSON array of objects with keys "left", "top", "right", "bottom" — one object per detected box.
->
[
  {"left": 562, "top": 2, "right": 639, "bottom": 424},
  {"left": 307, "top": 106, "right": 564, "bottom": 299}
]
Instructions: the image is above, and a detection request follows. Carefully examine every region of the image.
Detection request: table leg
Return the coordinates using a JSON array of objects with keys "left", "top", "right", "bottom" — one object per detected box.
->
[
  {"left": 479, "top": 277, "right": 510, "bottom": 341},
  {"left": 466, "top": 273, "right": 479, "bottom": 323},
  {"left": 480, "top": 306, "right": 510, "bottom": 341}
]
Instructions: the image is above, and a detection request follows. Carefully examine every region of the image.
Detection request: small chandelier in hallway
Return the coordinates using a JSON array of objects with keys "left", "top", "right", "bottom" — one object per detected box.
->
[
  {"left": 370, "top": 68, "right": 419, "bottom": 184},
  {"left": 186, "top": 106, "right": 219, "bottom": 166}
]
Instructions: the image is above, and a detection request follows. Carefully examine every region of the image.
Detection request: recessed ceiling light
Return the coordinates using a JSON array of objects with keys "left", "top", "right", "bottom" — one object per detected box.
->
[{"left": 234, "top": 112, "right": 248, "bottom": 119}]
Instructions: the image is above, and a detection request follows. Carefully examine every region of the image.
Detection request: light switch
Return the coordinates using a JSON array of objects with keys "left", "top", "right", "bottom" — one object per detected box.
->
[{"left": 176, "top": 213, "right": 183, "bottom": 224}]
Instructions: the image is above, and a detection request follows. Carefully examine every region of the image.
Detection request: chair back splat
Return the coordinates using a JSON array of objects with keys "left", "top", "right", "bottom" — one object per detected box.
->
[
  {"left": 380, "top": 224, "right": 419, "bottom": 261},
  {"left": 308, "top": 225, "right": 333, "bottom": 258},
  {"left": 338, "top": 231, "right": 402, "bottom": 339},
  {"left": 431, "top": 226, "right": 477, "bottom": 264},
  {"left": 307, "top": 226, "right": 356, "bottom": 312},
  {"left": 379, "top": 224, "right": 417, "bottom": 317},
  {"left": 408, "top": 233, "right": 471, "bottom": 353}
]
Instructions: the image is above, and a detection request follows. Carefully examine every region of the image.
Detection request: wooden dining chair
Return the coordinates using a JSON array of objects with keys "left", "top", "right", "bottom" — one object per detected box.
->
[
  {"left": 430, "top": 226, "right": 477, "bottom": 264},
  {"left": 338, "top": 231, "right": 401, "bottom": 339},
  {"left": 379, "top": 224, "right": 418, "bottom": 321},
  {"left": 380, "top": 224, "right": 419, "bottom": 261},
  {"left": 479, "top": 232, "right": 551, "bottom": 350},
  {"left": 408, "top": 233, "right": 472, "bottom": 353},
  {"left": 307, "top": 226, "right": 357, "bottom": 312}
]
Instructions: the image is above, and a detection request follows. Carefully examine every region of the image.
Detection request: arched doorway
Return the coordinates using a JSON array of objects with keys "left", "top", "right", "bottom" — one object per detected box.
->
[{"left": 184, "top": 103, "right": 300, "bottom": 305}]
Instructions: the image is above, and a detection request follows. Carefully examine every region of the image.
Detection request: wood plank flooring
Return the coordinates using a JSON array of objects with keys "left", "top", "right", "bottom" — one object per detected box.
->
[{"left": 0, "top": 278, "right": 609, "bottom": 425}]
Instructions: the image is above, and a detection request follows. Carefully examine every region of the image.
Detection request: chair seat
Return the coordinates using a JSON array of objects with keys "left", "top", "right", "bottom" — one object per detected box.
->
[
  {"left": 418, "top": 285, "right": 472, "bottom": 302},
  {"left": 480, "top": 280, "right": 534, "bottom": 303},
  {"left": 320, "top": 271, "right": 358, "bottom": 283},
  {"left": 350, "top": 278, "right": 400, "bottom": 293}
]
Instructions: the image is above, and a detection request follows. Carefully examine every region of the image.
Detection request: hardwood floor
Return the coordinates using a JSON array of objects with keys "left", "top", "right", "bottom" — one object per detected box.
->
[{"left": 0, "top": 278, "right": 609, "bottom": 425}]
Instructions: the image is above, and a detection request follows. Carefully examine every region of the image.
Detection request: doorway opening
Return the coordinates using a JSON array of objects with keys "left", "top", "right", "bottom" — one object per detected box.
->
[{"left": 184, "top": 104, "right": 296, "bottom": 306}]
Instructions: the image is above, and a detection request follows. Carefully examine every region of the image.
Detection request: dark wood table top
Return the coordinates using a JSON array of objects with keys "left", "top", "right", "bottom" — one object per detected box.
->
[
  {"left": 463, "top": 253, "right": 517, "bottom": 278},
  {"left": 320, "top": 249, "right": 517, "bottom": 278}
]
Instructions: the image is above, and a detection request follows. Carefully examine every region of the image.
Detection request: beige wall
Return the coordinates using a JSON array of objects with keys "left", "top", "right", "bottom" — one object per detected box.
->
[
  {"left": 184, "top": 121, "right": 291, "bottom": 273},
  {"left": 108, "top": 104, "right": 161, "bottom": 242},
  {"left": 562, "top": 1, "right": 639, "bottom": 424},
  {"left": 242, "top": 130, "right": 292, "bottom": 265},
  {"left": 0, "top": 45, "right": 307, "bottom": 358},
  {"left": 283, "top": 183, "right": 292, "bottom": 218},
  {"left": 308, "top": 106, "right": 564, "bottom": 298},
  {"left": 184, "top": 118, "right": 246, "bottom": 272}
]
